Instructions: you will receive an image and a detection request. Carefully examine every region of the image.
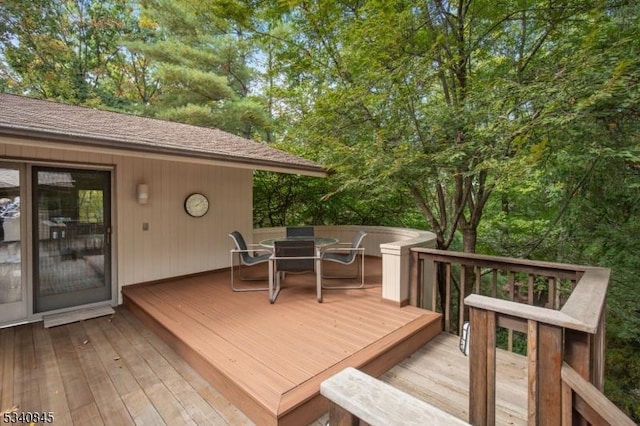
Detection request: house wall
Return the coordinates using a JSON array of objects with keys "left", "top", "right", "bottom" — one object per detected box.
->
[{"left": 0, "top": 137, "right": 254, "bottom": 303}]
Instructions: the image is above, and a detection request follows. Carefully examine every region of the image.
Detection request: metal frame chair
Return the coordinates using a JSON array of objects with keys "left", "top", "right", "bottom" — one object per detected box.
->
[
  {"left": 321, "top": 230, "right": 367, "bottom": 289},
  {"left": 229, "top": 231, "right": 270, "bottom": 292},
  {"left": 269, "top": 239, "right": 322, "bottom": 303}
]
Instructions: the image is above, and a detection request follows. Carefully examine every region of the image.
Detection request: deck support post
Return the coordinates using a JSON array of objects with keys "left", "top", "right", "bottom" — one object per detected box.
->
[{"left": 328, "top": 402, "right": 359, "bottom": 426}]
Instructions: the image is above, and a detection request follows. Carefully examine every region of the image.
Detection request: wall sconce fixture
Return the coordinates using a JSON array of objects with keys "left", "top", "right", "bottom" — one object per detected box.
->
[{"left": 137, "top": 183, "right": 149, "bottom": 205}]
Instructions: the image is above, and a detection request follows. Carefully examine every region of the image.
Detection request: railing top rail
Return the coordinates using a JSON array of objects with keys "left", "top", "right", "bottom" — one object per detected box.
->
[
  {"left": 465, "top": 267, "right": 608, "bottom": 334},
  {"left": 465, "top": 294, "right": 596, "bottom": 333},
  {"left": 560, "top": 268, "right": 610, "bottom": 332},
  {"left": 562, "top": 363, "right": 636, "bottom": 426},
  {"left": 412, "top": 247, "right": 591, "bottom": 278}
]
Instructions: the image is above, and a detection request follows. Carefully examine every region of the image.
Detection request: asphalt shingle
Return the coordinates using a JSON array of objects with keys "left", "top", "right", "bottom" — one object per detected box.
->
[{"left": 0, "top": 94, "right": 326, "bottom": 176}]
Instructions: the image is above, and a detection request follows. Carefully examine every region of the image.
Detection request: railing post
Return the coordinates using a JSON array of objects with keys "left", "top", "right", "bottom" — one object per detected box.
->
[
  {"left": 564, "top": 313, "right": 605, "bottom": 425},
  {"left": 409, "top": 250, "right": 422, "bottom": 307},
  {"left": 527, "top": 320, "right": 538, "bottom": 425},
  {"left": 565, "top": 329, "right": 591, "bottom": 381},
  {"left": 413, "top": 251, "right": 436, "bottom": 310},
  {"left": 591, "top": 309, "right": 606, "bottom": 391},
  {"left": 538, "top": 323, "right": 563, "bottom": 425},
  {"left": 381, "top": 242, "right": 412, "bottom": 305},
  {"left": 469, "top": 306, "right": 496, "bottom": 426}
]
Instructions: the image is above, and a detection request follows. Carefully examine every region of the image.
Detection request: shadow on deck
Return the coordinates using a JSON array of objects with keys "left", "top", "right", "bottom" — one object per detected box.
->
[{"left": 122, "top": 258, "right": 442, "bottom": 426}]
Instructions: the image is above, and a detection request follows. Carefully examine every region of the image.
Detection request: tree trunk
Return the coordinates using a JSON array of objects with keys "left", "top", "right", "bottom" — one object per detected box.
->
[
  {"left": 460, "top": 226, "right": 478, "bottom": 328},
  {"left": 462, "top": 227, "right": 477, "bottom": 254}
]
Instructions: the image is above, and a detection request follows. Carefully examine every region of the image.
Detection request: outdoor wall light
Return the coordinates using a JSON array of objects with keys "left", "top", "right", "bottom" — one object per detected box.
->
[{"left": 137, "top": 183, "right": 149, "bottom": 205}]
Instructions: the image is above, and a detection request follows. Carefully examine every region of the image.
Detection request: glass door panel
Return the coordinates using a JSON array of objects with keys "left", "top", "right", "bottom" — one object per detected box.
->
[
  {"left": 33, "top": 167, "right": 111, "bottom": 313},
  {"left": 0, "top": 166, "right": 26, "bottom": 323}
]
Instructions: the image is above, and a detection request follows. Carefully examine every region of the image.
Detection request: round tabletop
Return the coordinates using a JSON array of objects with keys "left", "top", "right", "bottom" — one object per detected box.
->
[{"left": 259, "top": 237, "right": 338, "bottom": 248}]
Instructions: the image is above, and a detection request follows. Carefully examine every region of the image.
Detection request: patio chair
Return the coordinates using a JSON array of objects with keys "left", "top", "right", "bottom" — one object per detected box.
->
[
  {"left": 229, "top": 231, "right": 271, "bottom": 292},
  {"left": 269, "top": 239, "right": 322, "bottom": 303},
  {"left": 321, "top": 230, "right": 367, "bottom": 289},
  {"left": 286, "top": 226, "right": 315, "bottom": 238}
]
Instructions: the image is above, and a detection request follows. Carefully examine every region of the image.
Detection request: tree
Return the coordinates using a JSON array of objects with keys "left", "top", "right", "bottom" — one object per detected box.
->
[
  {"left": 135, "top": 0, "right": 269, "bottom": 137},
  {"left": 0, "top": 0, "right": 157, "bottom": 108},
  {"left": 255, "top": 1, "right": 618, "bottom": 255}
]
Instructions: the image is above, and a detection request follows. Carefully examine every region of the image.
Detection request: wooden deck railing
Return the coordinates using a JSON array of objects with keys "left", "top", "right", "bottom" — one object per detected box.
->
[
  {"left": 410, "top": 248, "right": 588, "bottom": 339},
  {"left": 409, "top": 248, "right": 635, "bottom": 425},
  {"left": 561, "top": 362, "right": 635, "bottom": 426}
]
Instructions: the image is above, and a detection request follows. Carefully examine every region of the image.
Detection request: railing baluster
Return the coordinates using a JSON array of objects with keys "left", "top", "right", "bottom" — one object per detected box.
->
[
  {"left": 528, "top": 274, "right": 535, "bottom": 306},
  {"left": 459, "top": 266, "right": 467, "bottom": 336},
  {"left": 432, "top": 260, "right": 439, "bottom": 312},
  {"left": 548, "top": 277, "right": 555, "bottom": 309},
  {"left": 491, "top": 269, "right": 498, "bottom": 298},
  {"left": 562, "top": 380, "right": 572, "bottom": 425},
  {"left": 508, "top": 271, "right": 515, "bottom": 301},
  {"left": 445, "top": 262, "right": 452, "bottom": 333},
  {"left": 508, "top": 271, "right": 515, "bottom": 352},
  {"left": 475, "top": 266, "right": 481, "bottom": 294}
]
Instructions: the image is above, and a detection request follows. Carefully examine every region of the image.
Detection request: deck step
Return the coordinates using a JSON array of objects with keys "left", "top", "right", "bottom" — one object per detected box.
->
[
  {"left": 121, "top": 266, "right": 442, "bottom": 426},
  {"left": 43, "top": 305, "right": 115, "bottom": 328}
]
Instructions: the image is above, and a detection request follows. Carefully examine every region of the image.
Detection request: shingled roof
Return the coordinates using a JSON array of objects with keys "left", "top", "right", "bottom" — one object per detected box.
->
[{"left": 0, "top": 94, "right": 327, "bottom": 176}]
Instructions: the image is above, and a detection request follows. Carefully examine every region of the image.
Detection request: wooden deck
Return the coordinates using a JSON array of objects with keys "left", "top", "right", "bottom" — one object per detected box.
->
[
  {"left": 1, "top": 258, "right": 529, "bottom": 426},
  {"left": 381, "top": 333, "right": 528, "bottom": 425},
  {"left": 122, "top": 260, "right": 442, "bottom": 425},
  {"left": 0, "top": 307, "right": 254, "bottom": 425}
]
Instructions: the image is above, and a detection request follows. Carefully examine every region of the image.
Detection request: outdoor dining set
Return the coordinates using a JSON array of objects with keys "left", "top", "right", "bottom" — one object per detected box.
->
[{"left": 228, "top": 227, "right": 367, "bottom": 303}]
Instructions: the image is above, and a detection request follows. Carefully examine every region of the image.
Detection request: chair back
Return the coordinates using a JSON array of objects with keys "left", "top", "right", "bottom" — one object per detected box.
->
[
  {"left": 286, "top": 226, "right": 315, "bottom": 238},
  {"left": 229, "top": 231, "right": 251, "bottom": 262},
  {"left": 352, "top": 230, "right": 367, "bottom": 248},
  {"left": 345, "top": 230, "right": 367, "bottom": 263},
  {"left": 274, "top": 239, "right": 315, "bottom": 272}
]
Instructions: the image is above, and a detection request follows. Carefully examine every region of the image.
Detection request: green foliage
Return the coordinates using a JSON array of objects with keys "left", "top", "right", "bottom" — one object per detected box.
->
[
  {"left": 0, "top": 0, "right": 159, "bottom": 108},
  {"left": 255, "top": 1, "right": 640, "bottom": 418},
  {"left": 254, "top": 0, "right": 621, "bottom": 254},
  {"left": 136, "top": 0, "right": 269, "bottom": 137},
  {"left": 2, "top": 0, "right": 639, "bottom": 420}
]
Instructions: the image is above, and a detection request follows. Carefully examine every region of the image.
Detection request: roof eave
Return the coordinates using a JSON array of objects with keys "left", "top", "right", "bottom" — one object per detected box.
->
[{"left": 0, "top": 126, "right": 329, "bottom": 178}]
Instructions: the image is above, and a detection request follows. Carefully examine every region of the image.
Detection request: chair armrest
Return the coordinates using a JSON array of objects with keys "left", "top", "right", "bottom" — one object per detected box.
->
[
  {"left": 321, "top": 247, "right": 364, "bottom": 258},
  {"left": 231, "top": 248, "right": 272, "bottom": 255},
  {"left": 322, "top": 246, "right": 365, "bottom": 253},
  {"left": 269, "top": 254, "right": 320, "bottom": 261}
]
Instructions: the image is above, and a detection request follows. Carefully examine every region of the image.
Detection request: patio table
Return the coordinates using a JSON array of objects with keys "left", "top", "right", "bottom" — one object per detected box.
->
[
  {"left": 261, "top": 237, "right": 338, "bottom": 303},
  {"left": 259, "top": 236, "right": 338, "bottom": 250}
]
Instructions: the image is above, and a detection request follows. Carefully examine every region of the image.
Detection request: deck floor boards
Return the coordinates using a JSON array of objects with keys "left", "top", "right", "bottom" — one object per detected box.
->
[
  {"left": 380, "top": 333, "right": 528, "bottom": 425},
  {"left": 0, "top": 257, "right": 528, "bottom": 425},
  {"left": 0, "top": 309, "right": 253, "bottom": 425},
  {"left": 122, "top": 262, "right": 442, "bottom": 425}
]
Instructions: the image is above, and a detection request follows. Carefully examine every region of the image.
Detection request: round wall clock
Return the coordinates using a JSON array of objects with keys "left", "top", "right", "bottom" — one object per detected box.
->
[{"left": 184, "top": 193, "right": 209, "bottom": 217}]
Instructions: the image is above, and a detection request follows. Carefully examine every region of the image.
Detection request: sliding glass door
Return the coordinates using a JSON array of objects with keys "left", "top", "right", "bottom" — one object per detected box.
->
[
  {"left": 0, "top": 165, "right": 26, "bottom": 324},
  {"left": 33, "top": 167, "right": 112, "bottom": 313}
]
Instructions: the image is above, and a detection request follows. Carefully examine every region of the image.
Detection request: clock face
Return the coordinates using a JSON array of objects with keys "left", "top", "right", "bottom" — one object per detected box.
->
[{"left": 184, "top": 193, "right": 209, "bottom": 217}]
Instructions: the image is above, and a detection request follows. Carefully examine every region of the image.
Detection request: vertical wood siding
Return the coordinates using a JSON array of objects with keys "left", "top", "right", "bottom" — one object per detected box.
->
[{"left": 0, "top": 139, "right": 254, "bottom": 300}]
